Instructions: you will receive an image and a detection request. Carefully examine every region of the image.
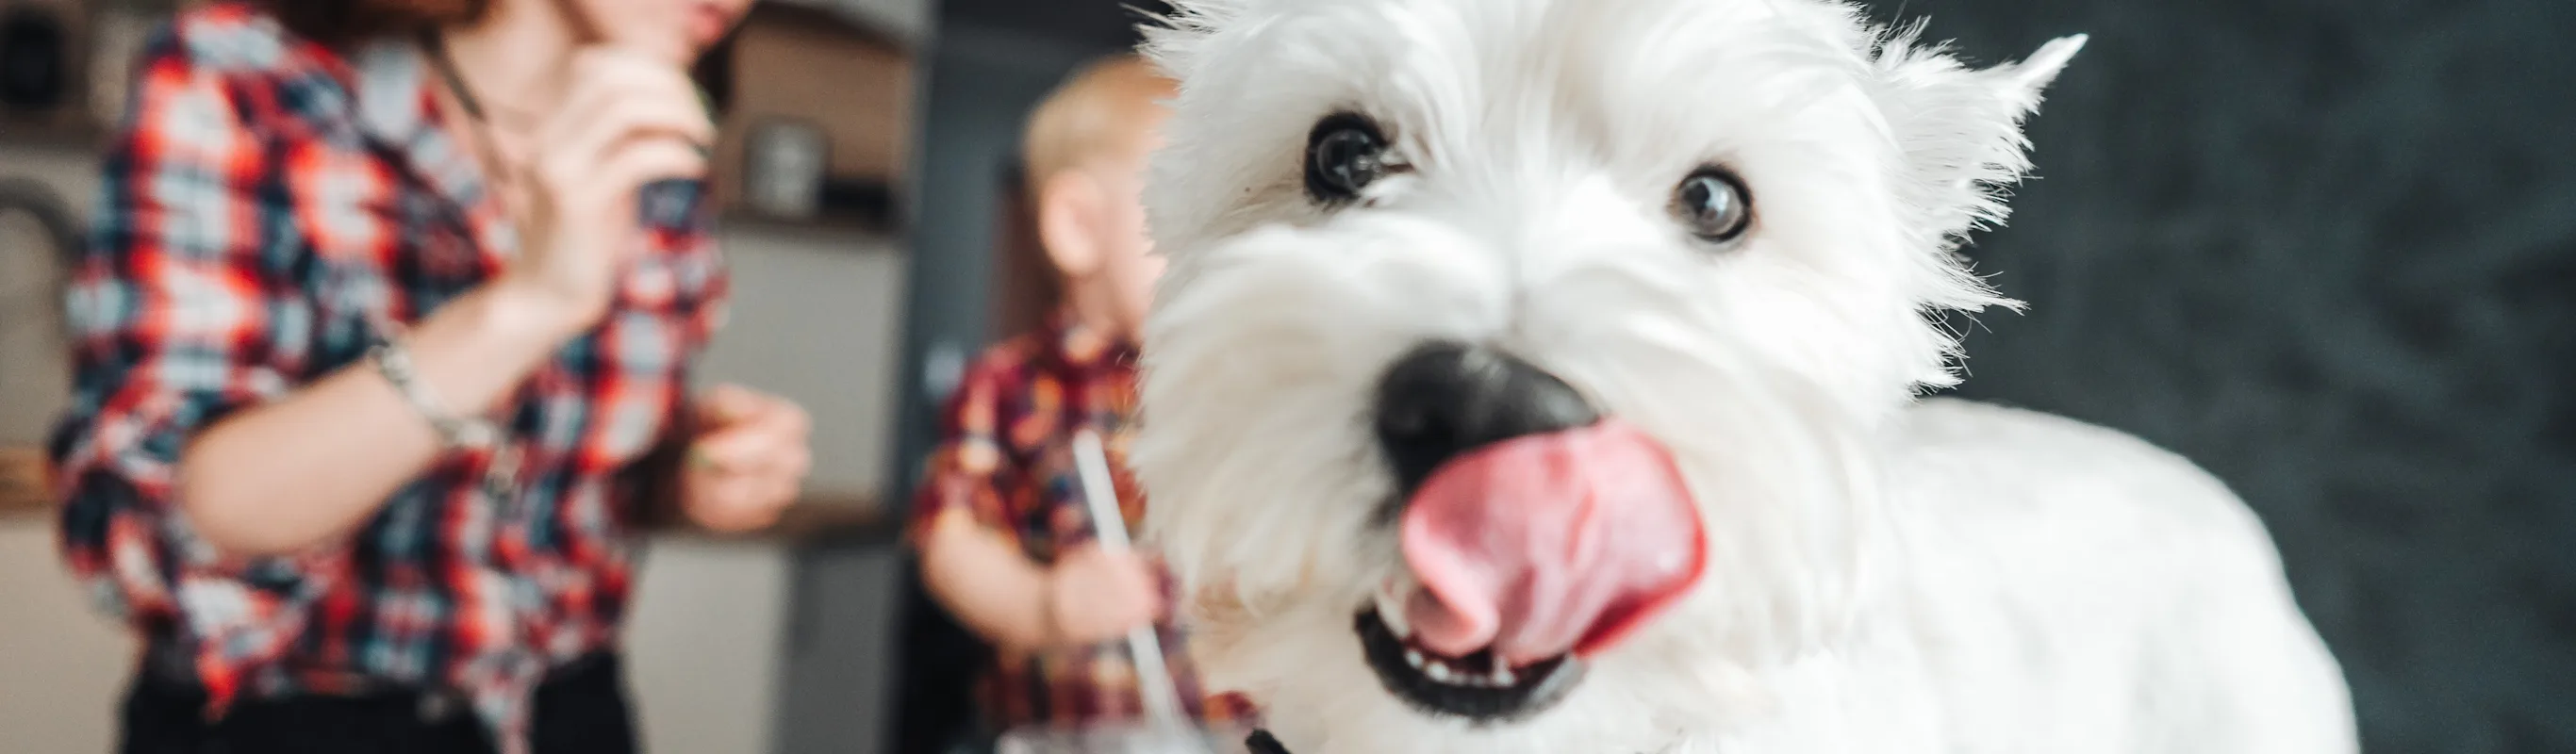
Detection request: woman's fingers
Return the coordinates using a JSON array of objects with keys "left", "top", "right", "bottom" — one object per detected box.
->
[
  {"left": 549, "top": 91, "right": 712, "bottom": 167},
  {"left": 546, "top": 49, "right": 709, "bottom": 146},
  {"left": 540, "top": 105, "right": 710, "bottom": 200},
  {"left": 486, "top": 49, "right": 714, "bottom": 335},
  {"left": 692, "top": 418, "right": 809, "bottom": 479},
  {"left": 535, "top": 51, "right": 713, "bottom": 200},
  {"left": 583, "top": 139, "right": 708, "bottom": 210},
  {"left": 687, "top": 472, "right": 797, "bottom": 532},
  {"left": 694, "top": 385, "right": 764, "bottom": 423}
]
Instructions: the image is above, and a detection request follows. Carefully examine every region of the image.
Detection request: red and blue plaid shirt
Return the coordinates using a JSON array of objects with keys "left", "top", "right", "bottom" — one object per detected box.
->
[
  {"left": 913, "top": 313, "right": 1255, "bottom": 729},
  {"left": 47, "top": 5, "right": 726, "bottom": 750}
]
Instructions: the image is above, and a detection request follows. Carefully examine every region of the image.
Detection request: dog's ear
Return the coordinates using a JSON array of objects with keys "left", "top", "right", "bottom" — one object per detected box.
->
[
  {"left": 2001, "top": 35, "right": 2086, "bottom": 109},
  {"left": 1872, "top": 32, "right": 2088, "bottom": 252}
]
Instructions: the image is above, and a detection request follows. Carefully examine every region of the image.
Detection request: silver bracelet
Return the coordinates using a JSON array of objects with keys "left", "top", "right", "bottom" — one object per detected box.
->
[{"left": 368, "top": 339, "right": 501, "bottom": 451}]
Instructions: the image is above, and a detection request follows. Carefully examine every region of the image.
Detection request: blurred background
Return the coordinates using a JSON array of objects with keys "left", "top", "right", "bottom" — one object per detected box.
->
[{"left": 0, "top": 0, "right": 2567, "bottom": 752}]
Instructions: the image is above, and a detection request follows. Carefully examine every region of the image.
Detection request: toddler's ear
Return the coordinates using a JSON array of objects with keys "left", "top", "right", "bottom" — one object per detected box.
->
[{"left": 1873, "top": 33, "right": 2088, "bottom": 250}]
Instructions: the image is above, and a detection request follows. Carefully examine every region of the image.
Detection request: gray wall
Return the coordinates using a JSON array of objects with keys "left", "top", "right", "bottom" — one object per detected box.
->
[
  {"left": 1884, "top": 1, "right": 2574, "bottom": 752},
  {"left": 886, "top": 25, "right": 1116, "bottom": 501}
]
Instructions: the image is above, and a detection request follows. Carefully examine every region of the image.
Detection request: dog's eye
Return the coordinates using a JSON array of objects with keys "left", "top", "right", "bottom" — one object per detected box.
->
[
  {"left": 1305, "top": 112, "right": 1394, "bottom": 204},
  {"left": 1673, "top": 168, "right": 1754, "bottom": 244}
]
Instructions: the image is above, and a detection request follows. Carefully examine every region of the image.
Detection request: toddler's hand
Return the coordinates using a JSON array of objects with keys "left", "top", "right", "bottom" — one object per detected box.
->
[{"left": 1047, "top": 545, "right": 1168, "bottom": 646}]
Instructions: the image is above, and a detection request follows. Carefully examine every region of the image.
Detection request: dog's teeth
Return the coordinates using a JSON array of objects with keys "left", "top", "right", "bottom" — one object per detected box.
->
[
  {"left": 1427, "top": 663, "right": 1453, "bottom": 683},
  {"left": 1495, "top": 666, "right": 1516, "bottom": 686},
  {"left": 1374, "top": 589, "right": 1412, "bottom": 638},
  {"left": 1405, "top": 649, "right": 1424, "bottom": 669}
]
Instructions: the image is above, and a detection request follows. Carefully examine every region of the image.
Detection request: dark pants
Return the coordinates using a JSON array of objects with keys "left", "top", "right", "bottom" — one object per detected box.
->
[{"left": 119, "top": 653, "right": 637, "bottom": 754}]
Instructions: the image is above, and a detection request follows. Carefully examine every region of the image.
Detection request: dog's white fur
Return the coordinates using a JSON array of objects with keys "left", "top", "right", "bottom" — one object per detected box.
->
[{"left": 1125, "top": 1, "right": 2360, "bottom": 752}]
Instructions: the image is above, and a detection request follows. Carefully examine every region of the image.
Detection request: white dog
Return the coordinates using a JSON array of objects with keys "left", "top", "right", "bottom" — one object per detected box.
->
[{"left": 1125, "top": 1, "right": 2360, "bottom": 752}]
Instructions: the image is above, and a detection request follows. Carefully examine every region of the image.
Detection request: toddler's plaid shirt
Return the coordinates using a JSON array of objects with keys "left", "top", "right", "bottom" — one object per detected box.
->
[{"left": 913, "top": 313, "right": 1256, "bottom": 728}]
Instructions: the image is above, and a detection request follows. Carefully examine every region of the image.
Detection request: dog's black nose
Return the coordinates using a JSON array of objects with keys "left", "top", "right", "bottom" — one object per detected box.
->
[{"left": 1374, "top": 342, "right": 1601, "bottom": 496}]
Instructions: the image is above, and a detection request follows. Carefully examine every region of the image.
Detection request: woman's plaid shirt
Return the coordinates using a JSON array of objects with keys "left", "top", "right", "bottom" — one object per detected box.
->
[{"left": 47, "top": 5, "right": 726, "bottom": 750}]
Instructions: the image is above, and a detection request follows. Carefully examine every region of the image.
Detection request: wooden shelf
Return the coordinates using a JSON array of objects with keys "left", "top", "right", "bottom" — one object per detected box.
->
[
  {"left": 0, "top": 446, "right": 46, "bottom": 519},
  {"left": 708, "top": 3, "right": 914, "bottom": 232},
  {"left": 718, "top": 207, "right": 904, "bottom": 241},
  {"left": 0, "top": 119, "right": 105, "bottom": 151},
  {"left": 652, "top": 493, "right": 900, "bottom": 548}
]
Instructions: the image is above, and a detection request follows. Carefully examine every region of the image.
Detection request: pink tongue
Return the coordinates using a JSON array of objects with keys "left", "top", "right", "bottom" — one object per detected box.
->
[{"left": 1400, "top": 420, "right": 1709, "bottom": 665}]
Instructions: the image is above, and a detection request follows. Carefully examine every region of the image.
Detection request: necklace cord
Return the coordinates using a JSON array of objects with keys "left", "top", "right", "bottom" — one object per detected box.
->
[{"left": 419, "top": 28, "right": 487, "bottom": 123}]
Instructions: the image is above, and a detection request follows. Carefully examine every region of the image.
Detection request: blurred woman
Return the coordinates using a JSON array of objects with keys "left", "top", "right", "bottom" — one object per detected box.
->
[{"left": 49, "top": 1, "right": 806, "bottom": 752}]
